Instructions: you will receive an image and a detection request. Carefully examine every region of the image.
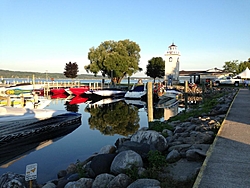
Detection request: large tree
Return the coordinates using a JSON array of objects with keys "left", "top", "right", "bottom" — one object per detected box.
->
[
  {"left": 145, "top": 57, "right": 165, "bottom": 83},
  {"left": 84, "top": 39, "right": 142, "bottom": 84},
  {"left": 64, "top": 62, "right": 79, "bottom": 79}
]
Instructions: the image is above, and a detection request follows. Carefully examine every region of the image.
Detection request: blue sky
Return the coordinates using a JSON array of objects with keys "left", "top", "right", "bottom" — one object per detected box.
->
[{"left": 1, "top": 0, "right": 249, "bottom": 76}]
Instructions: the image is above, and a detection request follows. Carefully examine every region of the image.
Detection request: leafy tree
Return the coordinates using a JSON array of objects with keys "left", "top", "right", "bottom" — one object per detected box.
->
[
  {"left": 223, "top": 60, "right": 239, "bottom": 74},
  {"left": 145, "top": 57, "right": 165, "bottom": 82},
  {"left": 238, "top": 58, "right": 250, "bottom": 73},
  {"left": 64, "top": 62, "right": 79, "bottom": 79},
  {"left": 85, "top": 39, "right": 142, "bottom": 84},
  {"left": 85, "top": 101, "right": 140, "bottom": 136}
]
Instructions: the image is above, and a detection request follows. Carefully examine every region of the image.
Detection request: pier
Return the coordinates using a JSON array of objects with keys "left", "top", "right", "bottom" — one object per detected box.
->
[{"left": 193, "top": 88, "right": 250, "bottom": 187}]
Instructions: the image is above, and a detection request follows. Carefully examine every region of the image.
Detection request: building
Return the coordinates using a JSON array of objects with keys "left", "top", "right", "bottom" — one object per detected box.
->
[{"left": 164, "top": 43, "right": 180, "bottom": 81}]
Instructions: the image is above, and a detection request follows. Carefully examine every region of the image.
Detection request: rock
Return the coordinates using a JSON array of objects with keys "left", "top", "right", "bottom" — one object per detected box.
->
[
  {"left": 42, "top": 182, "right": 56, "bottom": 188},
  {"left": 92, "top": 173, "right": 115, "bottom": 188},
  {"left": 0, "top": 172, "right": 31, "bottom": 188},
  {"left": 127, "top": 178, "right": 161, "bottom": 188},
  {"left": 110, "top": 150, "right": 143, "bottom": 175},
  {"left": 57, "top": 170, "right": 67, "bottom": 179},
  {"left": 107, "top": 173, "right": 132, "bottom": 188},
  {"left": 130, "top": 130, "right": 168, "bottom": 151},
  {"left": 166, "top": 149, "right": 181, "bottom": 163},
  {"left": 64, "top": 178, "right": 93, "bottom": 188},
  {"left": 66, "top": 163, "right": 77, "bottom": 174},
  {"left": 99, "top": 145, "right": 116, "bottom": 154},
  {"left": 90, "top": 154, "right": 116, "bottom": 177},
  {"left": 163, "top": 158, "right": 203, "bottom": 182},
  {"left": 116, "top": 140, "right": 151, "bottom": 160}
]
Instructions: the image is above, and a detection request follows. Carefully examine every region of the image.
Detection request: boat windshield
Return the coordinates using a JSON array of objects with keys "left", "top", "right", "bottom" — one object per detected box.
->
[{"left": 133, "top": 85, "right": 144, "bottom": 92}]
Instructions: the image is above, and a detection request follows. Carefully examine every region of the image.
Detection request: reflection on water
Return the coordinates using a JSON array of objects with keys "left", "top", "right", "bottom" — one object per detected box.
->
[{"left": 0, "top": 95, "right": 182, "bottom": 183}]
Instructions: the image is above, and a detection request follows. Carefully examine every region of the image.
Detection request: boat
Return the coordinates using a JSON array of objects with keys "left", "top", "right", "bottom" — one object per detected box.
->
[
  {"left": 69, "top": 86, "right": 90, "bottom": 96},
  {"left": 124, "top": 99, "right": 147, "bottom": 109},
  {"left": 155, "top": 96, "right": 178, "bottom": 108},
  {"left": 88, "top": 97, "right": 124, "bottom": 106},
  {"left": 68, "top": 96, "right": 89, "bottom": 105},
  {"left": 0, "top": 83, "right": 44, "bottom": 97},
  {"left": 124, "top": 83, "right": 147, "bottom": 100},
  {"left": 50, "top": 93, "right": 69, "bottom": 99},
  {"left": 0, "top": 97, "right": 51, "bottom": 109},
  {"left": 0, "top": 106, "right": 81, "bottom": 143},
  {"left": 50, "top": 88, "right": 67, "bottom": 95},
  {"left": 85, "top": 87, "right": 126, "bottom": 98}
]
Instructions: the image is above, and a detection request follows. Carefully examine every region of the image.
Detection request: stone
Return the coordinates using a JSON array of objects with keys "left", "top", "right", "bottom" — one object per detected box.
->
[
  {"left": 92, "top": 173, "right": 115, "bottom": 188},
  {"left": 127, "top": 178, "right": 161, "bottom": 188},
  {"left": 90, "top": 153, "right": 116, "bottom": 177},
  {"left": 99, "top": 145, "right": 116, "bottom": 154},
  {"left": 130, "top": 130, "right": 168, "bottom": 151},
  {"left": 110, "top": 150, "right": 143, "bottom": 175},
  {"left": 107, "top": 173, "right": 132, "bottom": 188}
]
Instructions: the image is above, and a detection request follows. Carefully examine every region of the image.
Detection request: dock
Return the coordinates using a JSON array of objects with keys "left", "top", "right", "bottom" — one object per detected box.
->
[{"left": 193, "top": 88, "right": 250, "bottom": 187}]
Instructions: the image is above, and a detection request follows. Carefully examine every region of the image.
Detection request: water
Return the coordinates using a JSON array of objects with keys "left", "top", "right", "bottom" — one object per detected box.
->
[{"left": 0, "top": 79, "right": 181, "bottom": 184}]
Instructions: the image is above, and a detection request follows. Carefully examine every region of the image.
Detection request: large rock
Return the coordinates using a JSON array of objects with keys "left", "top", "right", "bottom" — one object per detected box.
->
[
  {"left": 110, "top": 150, "right": 143, "bottom": 175},
  {"left": 107, "top": 173, "right": 132, "bottom": 188},
  {"left": 92, "top": 173, "right": 115, "bottom": 188},
  {"left": 127, "top": 178, "right": 161, "bottom": 188},
  {"left": 116, "top": 141, "right": 151, "bottom": 160},
  {"left": 130, "top": 130, "right": 168, "bottom": 151},
  {"left": 64, "top": 178, "right": 93, "bottom": 188},
  {"left": 90, "top": 153, "right": 116, "bottom": 177}
]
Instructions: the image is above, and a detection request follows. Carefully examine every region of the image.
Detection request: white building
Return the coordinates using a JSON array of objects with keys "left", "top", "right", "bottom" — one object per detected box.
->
[{"left": 164, "top": 43, "right": 181, "bottom": 81}]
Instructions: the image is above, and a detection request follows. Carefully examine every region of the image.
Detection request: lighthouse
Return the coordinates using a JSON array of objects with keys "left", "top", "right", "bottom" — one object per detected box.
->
[{"left": 164, "top": 43, "right": 180, "bottom": 81}]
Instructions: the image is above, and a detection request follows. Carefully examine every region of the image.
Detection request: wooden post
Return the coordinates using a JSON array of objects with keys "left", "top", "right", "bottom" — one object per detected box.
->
[
  {"left": 20, "top": 94, "right": 25, "bottom": 107},
  {"left": 147, "top": 82, "right": 153, "bottom": 122},
  {"left": 7, "top": 95, "right": 11, "bottom": 106},
  {"left": 34, "top": 93, "right": 38, "bottom": 108},
  {"left": 184, "top": 81, "right": 188, "bottom": 109}
]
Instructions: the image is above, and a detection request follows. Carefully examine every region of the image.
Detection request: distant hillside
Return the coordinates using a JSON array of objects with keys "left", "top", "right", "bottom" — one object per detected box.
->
[{"left": 0, "top": 69, "right": 148, "bottom": 80}]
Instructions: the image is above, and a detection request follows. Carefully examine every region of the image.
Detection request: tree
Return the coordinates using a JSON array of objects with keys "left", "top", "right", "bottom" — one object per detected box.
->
[
  {"left": 64, "top": 62, "right": 79, "bottom": 79},
  {"left": 84, "top": 39, "right": 142, "bottom": 84},
  {"left": 238, "top": 58, "right": 250, "bottom": 73},
  {"left": 145, "top": 57, "right": 165, "bottom": 83},
  {"left": 223, "top": 60, "right": 239, "bottom": 74}
]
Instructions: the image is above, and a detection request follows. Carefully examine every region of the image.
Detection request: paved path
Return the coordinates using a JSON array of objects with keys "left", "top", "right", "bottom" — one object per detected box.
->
[{"left": 193, "top": 88, "right": 250, "bottom": 188}]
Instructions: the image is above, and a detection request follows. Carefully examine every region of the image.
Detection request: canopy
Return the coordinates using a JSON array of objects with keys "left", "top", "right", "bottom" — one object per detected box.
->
[{"left": 237, "top": 67, "right": 250, "bottom": 79}]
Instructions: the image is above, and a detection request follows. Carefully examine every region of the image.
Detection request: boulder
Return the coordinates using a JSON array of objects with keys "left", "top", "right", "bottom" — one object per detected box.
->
[
  {"left": 92, "top": 173, "right": 115, "bottom": 188},
  {"left": 130, "top": 130, "right": 168, "bottom": 151},
  {"left": 110, "top": 150, "right": 143, "bottom": 175}
]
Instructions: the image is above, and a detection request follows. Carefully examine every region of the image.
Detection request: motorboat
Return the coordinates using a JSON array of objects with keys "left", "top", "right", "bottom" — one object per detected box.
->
[
  {"left": 0, "top": 106, "right": 81, "bottom": 143},
  {"left": 69, "top": 86, "right": 90, "bottom": 96},
  {"left": 0, "top": 97, "right": 51, "bottom": 109},
  {"left": 50, "top": 88, "right": 67, "bottom": 95},
  {"left": 68, "top": 96, "right": 89, "bottom": 105},
  {"left": 85, "top": 88, "right": 126, "bottom": 98},
  {"left": 124, "top": 99, "right": 147, "bottom": 109},
  {"left": 124, "top": 83, "right": 147, "bottom": 100},
  {"left": 0, "top": 83, "right": 44, "bottom": 97},
  {"left": 86, "top": 97, "right": 124, "bottom": 107},
  {"left": 155, "top": 96, "right": 178, "bottom": 108}
]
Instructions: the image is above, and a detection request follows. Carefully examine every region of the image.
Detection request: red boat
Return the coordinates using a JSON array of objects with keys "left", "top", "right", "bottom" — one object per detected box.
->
[
  {"left": 50, "top": 88, "right": 67, "bottom": 95},
  {"left": 69, "top": 96, "right": 89, "bottom": 105},
  {"left": 69, "top": 86, "right": 90, "bottom": 96},
  {"left": 51, "top": 93, "right": 68, "bottom": 99}
]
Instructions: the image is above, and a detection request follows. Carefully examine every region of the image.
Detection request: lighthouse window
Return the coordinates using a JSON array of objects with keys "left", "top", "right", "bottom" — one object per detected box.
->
[{"left": 169, "top": 57, "right": 172, "bottom": 62}]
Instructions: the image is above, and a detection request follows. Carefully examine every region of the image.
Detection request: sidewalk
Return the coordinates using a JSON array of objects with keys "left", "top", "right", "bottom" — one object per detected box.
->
[{"left": 193, "top": 88, "right": 250, "bottom": 188}]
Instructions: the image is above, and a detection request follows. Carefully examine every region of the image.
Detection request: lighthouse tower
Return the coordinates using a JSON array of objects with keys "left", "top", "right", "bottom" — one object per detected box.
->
[{"left": 164, "top": 43, "right": 180, "bottom": 81}]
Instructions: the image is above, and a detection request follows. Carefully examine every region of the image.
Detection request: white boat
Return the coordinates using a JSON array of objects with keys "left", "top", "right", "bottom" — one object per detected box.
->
[
  {"left": 85, "top": 88, "right": 127, "bottom": 97},
  {"left": 0, "top": 83, "right": 44, "bottom": 97},
  {"left": 124, "top": 99, "right": 147, "bottom": 109},
  {"left": 0, "top": 97, "right": 51, "bottom": 109},
  {"left": 86, "top": 97, "right": 124, "bottom": 107},
  {"left": 0, "top": 106, "right": 81, "bottom": 143},
  {"left": 124, "top": 83, "right": 147, "bottom": 100}
]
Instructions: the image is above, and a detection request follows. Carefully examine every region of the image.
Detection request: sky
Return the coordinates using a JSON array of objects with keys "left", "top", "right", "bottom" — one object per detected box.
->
[{"left": 0, "top": 0, "right": 250, "bottom": 77}]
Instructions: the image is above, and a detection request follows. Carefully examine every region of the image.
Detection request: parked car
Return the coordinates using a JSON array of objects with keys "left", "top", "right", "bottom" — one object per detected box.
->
[{"left": 213, "top": 76, "right": 242, "bottom": 86}]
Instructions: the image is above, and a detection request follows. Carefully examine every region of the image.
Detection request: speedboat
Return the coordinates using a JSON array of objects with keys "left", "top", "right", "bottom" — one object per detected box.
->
[
  {"left": 0, "top": 106, "right": 81, "bottom": 143},
  {"left": 0, "top": 97, "right": 51, "bottom": 109},
  {"left": 69, "top": 86, "right": 90, "bottom": 96},
  {"left": 124, "top": 83, "right": 147, "bottom": 100},
  {"left": 0, "top": 83, "right": 44, "bottom": 97},
  {"left": 85, "top": 88, "right": 126, "bottom": 98}
]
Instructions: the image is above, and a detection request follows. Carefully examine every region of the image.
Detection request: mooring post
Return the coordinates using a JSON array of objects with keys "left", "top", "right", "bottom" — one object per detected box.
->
[
  {"left": 147, "top": 82, "right": 153, "bottom": 122},
  {"left": 184, "top": 81, "right": 188, "bottom": 109}
]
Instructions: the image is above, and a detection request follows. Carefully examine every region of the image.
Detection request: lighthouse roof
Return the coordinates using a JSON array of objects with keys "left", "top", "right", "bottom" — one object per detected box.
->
[{"left": 169, "top": 42, "right": 177, "bottom": 48}]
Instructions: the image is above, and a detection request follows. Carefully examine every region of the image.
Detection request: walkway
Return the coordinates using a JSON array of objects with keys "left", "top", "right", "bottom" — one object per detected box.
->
[{"left": 193, "top": 88, "right": 250, "bottom": 188}]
